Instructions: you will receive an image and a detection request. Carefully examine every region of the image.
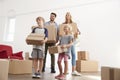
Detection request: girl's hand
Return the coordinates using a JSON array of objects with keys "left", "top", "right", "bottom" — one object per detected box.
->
[
  {"left": 61, "top": 45, "right": 66, "bottom": 49},
  {"left": 55, "top": 41, "right": 60, "bottom": 46}
]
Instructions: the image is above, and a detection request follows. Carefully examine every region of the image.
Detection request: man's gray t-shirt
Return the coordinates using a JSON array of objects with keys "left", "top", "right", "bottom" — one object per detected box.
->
[{"left": 59, "top": 35, "right": 73, "bottom": 56}]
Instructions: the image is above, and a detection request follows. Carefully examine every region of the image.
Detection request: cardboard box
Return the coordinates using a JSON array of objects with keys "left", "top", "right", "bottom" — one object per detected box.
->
[
  {"left": 77, "top": 51, "right": 89, "bottom": 60},
  {"left": 101, "top": 67, "right": 111, "bottom": 80},
  {"left": 26, "top": 33, "right": 45, "bottom": 45},
  {"left": 113, "top": 68, "right": 120, "bottom": 80},
  {"left": 48, "top": 46, "right": 68, "bottom": 54},
  {"left": 9, "top": 60, "right": 32, "bottom": 74},
  {"left": 25, "top": 52, "right": 29, "bottom": 60},
  {"left": 59, "top": 23, "right": 78, "bottom": 38},
  {"left": 101, "top": 67, "right": 120, "bottom": 80},
  {"left": 76, "top": 60, "right": 98, "bottom": 72},
  {"left": 45, "top": 25, "right": 57, "bottom": 43},
  {"left": 0, "top": 59, "right": 9, "bottom": 80}
]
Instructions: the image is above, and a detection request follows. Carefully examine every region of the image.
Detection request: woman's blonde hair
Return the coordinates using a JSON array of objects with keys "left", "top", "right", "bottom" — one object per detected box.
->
[{"left": 64, "top": 12, "right": 73, "bottom": 24}]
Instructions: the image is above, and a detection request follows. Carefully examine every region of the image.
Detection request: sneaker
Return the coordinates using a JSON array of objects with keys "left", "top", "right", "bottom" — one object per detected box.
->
[
  {"left": 51, "top": 70, "right": 56, "bottom": 73},
  {"left": 55, "top": 74, "right": 61, "bottom": 79},
  {"left": 32, "top": 73, "right": 37, "bottom": 78},
  {"left": 36, "top": 73, "right": 41, "bottom": 78},
  {"left": 71, "top": 71, "right": 81, "bottom": 76},
  {"left": 55, "top": 75, "right": 65, "bottom": 79},
  {"left": 59, "top": 75, "right": 65, "bottom": 80},
  {"left": 32, "top": 73, "right": 41, "bottom": 78},
  {"left": 51, "top": 67, "right": 56, "bottom": 73}
]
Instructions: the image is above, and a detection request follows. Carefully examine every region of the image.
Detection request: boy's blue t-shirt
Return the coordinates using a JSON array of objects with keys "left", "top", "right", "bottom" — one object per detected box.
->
[
  {"left": 32, "top": 27, "right": 48, "bottom": 38},
  {"left": 32, "top": 27, "right": 48, "bottom": 50}
]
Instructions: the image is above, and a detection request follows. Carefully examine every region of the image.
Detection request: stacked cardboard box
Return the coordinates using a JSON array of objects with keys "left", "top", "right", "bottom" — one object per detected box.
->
[
  {"left": 77, "top": 51, "right": 89, "bottom": 60},
  {"left": 9, "top": 60, "right": 32, "bottom": 74},
  {"left": 25, "top": 52, "right": 29, "bottom": 60},
  {"left": 48, "top": 46, "right": 68, "bottom": 54},
  {"left": 76, "top": 60, "right": 98, "bottom": 72},
  {"left": 45, "top": 25, "right": 57, "bottom": 43},
  {"left": 76, "top": 51, "right": 98, "bottom": 72},
  {"left": 26, "top": 33, "right": 45, "bottom": 45},
  {"left": 0, "top": 59, "right": 9, "bottom": 80},
  {"left": 101, "top": 66, "right": 120, "bottom": 80},
  {"left": 59, "top": 23, "right": 78, "bottom": 38}
]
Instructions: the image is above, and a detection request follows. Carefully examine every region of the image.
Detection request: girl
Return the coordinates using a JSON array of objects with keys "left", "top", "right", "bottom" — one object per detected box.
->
[{"left": 55, "top": 24, "right": 73, "bottom": 79}]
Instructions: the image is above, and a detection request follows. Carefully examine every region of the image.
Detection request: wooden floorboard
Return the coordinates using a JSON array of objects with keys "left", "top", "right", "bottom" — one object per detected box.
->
[{"left": 8, "top": 68, "right": 101, "bottom": 80}]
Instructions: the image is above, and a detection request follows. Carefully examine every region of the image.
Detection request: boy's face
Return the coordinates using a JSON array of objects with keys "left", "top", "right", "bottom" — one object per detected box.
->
[
  {"left": 37, "top": 19, "right": 44, "bottom": 27},
  {"left": 50, "top": 14, "right": 56, "bottom": 21}
]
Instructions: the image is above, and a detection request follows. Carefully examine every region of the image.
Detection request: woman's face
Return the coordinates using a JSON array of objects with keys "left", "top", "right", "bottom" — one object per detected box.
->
[{"left": 66, "top": 13, "right": 71, "bottom": 20}]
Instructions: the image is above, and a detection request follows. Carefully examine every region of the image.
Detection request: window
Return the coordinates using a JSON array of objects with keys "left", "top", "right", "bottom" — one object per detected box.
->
[{"left": 4, "top": 17, "right": 16, "bottom": 42}]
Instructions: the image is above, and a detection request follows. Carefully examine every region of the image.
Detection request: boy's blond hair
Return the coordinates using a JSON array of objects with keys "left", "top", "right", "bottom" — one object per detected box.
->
[{"left": 36, "top": 16, "right": 45, "bottom": 23}]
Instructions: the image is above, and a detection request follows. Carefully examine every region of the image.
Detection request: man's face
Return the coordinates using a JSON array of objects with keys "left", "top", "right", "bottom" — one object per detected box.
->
[{"left": 50, "top": 14, "right": 56, "bottom": 21}]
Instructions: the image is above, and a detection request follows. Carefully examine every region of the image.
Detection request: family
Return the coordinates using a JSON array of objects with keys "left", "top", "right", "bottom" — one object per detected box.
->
[{"left": 31, "top": 12, "right": 81, "bottom": 79}]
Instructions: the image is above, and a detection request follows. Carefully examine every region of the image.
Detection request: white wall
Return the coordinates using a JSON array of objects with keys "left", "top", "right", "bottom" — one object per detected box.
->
[
  {"left": 77, "top": 0, "right": 120, "bottom": 68},
  {"left": 0, "top": 2, "right": 2, "bottom": 40},
  {"left": 0, "top": 1, "right": 6, "bottom": 42},
  {"left": 0, "top": 0, "right": 120, "bottom": 69}
]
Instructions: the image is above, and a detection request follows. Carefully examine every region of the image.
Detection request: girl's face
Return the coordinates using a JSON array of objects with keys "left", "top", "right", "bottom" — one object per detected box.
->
[
  {"left": 37, "top": 18, "right": 44, "bottom": 27},
  {"left": 64, "top": 27, "right": 70, "bottom": 33}
]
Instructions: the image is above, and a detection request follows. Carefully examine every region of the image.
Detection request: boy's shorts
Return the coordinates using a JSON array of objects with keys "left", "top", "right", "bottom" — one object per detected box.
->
[
  {"left": 31, "top": 48, "right": 44, "bottom": 59},
  {"left": 58, "top": 53, "right": 68, "bottom": 62}
]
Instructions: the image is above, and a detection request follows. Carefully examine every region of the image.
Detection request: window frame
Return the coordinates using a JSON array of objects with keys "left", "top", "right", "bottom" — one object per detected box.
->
[{"left": 4, "top": 17, "right": 16, "bottom": 42}]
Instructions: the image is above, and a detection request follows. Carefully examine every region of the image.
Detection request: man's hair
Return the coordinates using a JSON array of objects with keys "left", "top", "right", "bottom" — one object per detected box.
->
[{"left": 51, "top": 12, "right": 57, "bottom": 17}]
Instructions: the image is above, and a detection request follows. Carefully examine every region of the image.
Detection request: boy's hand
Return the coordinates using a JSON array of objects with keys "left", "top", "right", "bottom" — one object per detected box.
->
[
  {"left": 41, "top": 40, "right": 45, "bottom": 44},
  {"left": 55, "top": 40, "right": 60, "bottom": 46},
  {"left": 55, "top": 43, "right": 58, "bottom": 46}
]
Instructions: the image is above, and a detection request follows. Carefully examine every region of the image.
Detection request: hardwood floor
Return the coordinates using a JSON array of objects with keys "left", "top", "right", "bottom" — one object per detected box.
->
[{"left": 8, "top": 68, "right": 101, "bottom": 80}]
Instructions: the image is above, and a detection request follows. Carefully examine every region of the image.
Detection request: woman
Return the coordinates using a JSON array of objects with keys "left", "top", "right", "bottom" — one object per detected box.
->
[{"left": 63, "top": 12, "right": 81, "bottom": 76}]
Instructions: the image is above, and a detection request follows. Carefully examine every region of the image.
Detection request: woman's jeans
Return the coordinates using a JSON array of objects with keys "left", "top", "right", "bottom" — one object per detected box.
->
[{"left": 71, "top": 45, "right": 76, "bottom": 66}]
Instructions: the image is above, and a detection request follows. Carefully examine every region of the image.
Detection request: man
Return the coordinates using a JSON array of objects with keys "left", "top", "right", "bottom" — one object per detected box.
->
[{"left": 42, "top": 12, "right": 58, "bottom": 73}]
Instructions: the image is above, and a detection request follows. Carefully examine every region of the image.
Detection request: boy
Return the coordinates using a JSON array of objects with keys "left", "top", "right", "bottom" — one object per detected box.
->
[{"left": 31, "top": 16, "right": 48, "bottom": 78}]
